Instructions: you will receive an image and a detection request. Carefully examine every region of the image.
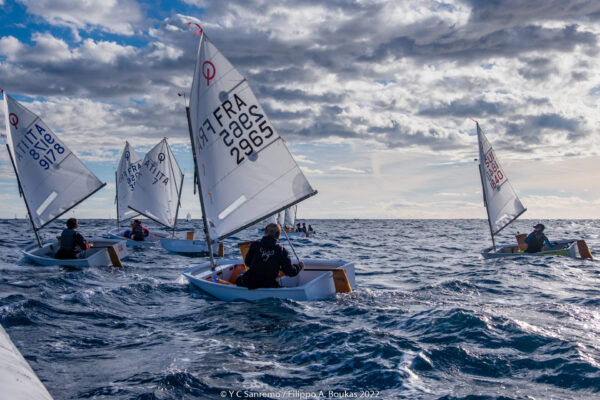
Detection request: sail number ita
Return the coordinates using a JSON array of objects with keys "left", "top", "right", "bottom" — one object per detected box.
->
[
  {"left": 13, "top": 123, "right": 66, "bottom": 170},
  {"left": 195, "top": 93, "right": 275, "bottom": 165},
  {"left": 484, "top": 150, "right": 506, "bottom": 190}
]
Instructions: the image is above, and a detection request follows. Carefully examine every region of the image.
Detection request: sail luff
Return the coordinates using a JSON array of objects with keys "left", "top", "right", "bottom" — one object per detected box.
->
[{"left": 477, "top": 127, "right": 496, "bottom": 250}]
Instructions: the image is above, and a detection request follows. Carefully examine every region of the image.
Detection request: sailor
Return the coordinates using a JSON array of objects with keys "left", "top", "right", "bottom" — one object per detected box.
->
[
  {"left": 131, "top": 219, "right": 149, "bottom": 241},
  {"left": 308, "top": 224, "right": 314, "bottom": 233},
  {"left": 524, "top": 223, "right": 554, "bottom": 253},
  {"left": 55, "top": 218, "right": 90, "bottom": 259},
  {"left": 296, "top": 223, "right": 302, "bottom": 232},
  {"left": 301, "top": 223, "right": 307, "bottom": 233},
  {"left": 236, "top": 223, "right": 304, "bottom": 289}
]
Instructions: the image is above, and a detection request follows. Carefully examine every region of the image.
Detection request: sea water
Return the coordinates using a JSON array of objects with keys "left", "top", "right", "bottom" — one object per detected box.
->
[{"left": 1, "top": 218, "right": 599, "bottom": 399}]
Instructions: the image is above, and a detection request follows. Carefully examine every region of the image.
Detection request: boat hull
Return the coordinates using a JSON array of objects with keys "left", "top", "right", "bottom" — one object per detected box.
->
[
  {"left": 107, "top": 228, "right": 168, "bottom": 247},
  {"left": 160, "top": 238, "right": 220, "bottom": 254},
  {"left": 22, "top": 238, "right": 128, "bottom": 268},
  {"left": 183, "top": 258, "right": 355, "bottom": 301},
  {"left": 481, "top": 239, "right": 581, "bottom": 259}
]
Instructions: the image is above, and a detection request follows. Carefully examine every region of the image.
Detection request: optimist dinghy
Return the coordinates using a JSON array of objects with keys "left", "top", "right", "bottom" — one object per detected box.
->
[
  {"left": 475, "top": 121, "right": 592, "bottom": 260},
  {"left": 112, "top": 138, "right": 184, "bottom": 248},
  {"left": 2, "top": 90, "right": 127, "bottom": 267},
  {"left": 181, "top": 25, "right": 354, "bottom": 300},
  {"left": 184, "top": 259, "right": 355, "bottom": 301},
  {"left": 23, "top": 238, "right": 127, "bottom": 268},
  {"left": 107, "top": 228, "right": 169, "bottom": 247}
]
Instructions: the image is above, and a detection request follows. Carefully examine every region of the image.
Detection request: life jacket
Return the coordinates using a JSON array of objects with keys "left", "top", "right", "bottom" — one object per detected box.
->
[
  {"left": 132, "top": 225, "right": 145, "bottom": 241},
  {"left": 60, "top": 229, "right": 77, "bottom": 250},
  {"left": 525, "top": 232, "right": 546, "bottom": 253}
]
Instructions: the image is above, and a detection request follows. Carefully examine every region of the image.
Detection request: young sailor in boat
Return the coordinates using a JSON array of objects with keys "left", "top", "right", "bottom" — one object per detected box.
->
[
  {"left": 524, "top": 223, "right": 554, "bottom": 253},
  {"left": 308, "top": 224, "right": 314, "bottom": 233},
  {"left": 131, "top": 219, "right": 149, "bottom": 241},
  {"left": 236, "top": 223, "right": 304, "bottom": 289},
  {"left": 296, "top": 223, "right": 302, "bottom": 232},
  {"left": 55, "top": 218, "right": 90, "bottom": 259},
  {"left": 301, "top": 223, "right": 307, "bottom": 233}
]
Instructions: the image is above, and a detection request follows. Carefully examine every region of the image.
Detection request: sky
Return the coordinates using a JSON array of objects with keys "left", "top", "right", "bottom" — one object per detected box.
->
[{"left": 1, "top": 0, "right": 599, "bottom": 221}]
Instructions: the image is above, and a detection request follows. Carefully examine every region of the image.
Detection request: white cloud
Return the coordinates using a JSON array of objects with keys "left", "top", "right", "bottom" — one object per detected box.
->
[
  {"left": 17, "top": 0, "right": 143, "bottom": 35},
  {"left": 330, "top": 166, "right": 367, "bottom": 174}
]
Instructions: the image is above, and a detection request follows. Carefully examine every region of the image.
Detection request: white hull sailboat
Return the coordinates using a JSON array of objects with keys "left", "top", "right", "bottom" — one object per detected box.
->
[
  {"left": 122, "top": 138, "right": 187, "bottom": 248},
  {"left": 160, "top": 237, "right": 220, "bottom": 254},
  {"left": 23, "top": 238, "right": 128, "bottom": 268},
  {"left": 184, "top": 259, "right": 355, "bottom": 301},
  {"left": 107, "top": 228, "right": 169, "bottom": 248},
  {"left": 181, "top": 25, "right": 353, "bottom": 301},
  {"left": 2, "top": 90, "right": 127, "bottom": 267},
  {"left": 475, "top": 121, "right": 592, "bottom": 260}
]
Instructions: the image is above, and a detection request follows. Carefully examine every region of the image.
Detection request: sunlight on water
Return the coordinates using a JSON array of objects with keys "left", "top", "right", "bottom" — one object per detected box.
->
[{"left": 0, "top": 218, "right": 599, "bottom": 399}]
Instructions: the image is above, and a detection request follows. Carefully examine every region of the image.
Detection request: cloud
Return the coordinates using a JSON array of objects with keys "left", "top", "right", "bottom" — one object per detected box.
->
[
  {"left": 17, "top": 0, "right": 144, "bottom": 35},
  {"left": 329, "top": 166, "right": 367, "bottom": 174}
]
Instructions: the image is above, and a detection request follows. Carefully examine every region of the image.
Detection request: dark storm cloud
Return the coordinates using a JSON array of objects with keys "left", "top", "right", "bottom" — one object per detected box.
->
[
  {"left": 365, "top": 24, "right": 596, "bottom": 63},
  {"left": 503, "top": 113, "right": 586, "bottom": 144},
  {"left": 370, "top": 121, "right": 465, "bottom": 150},
  {"left": 418, "top": 98, "right": 516, "bottom": 118}
]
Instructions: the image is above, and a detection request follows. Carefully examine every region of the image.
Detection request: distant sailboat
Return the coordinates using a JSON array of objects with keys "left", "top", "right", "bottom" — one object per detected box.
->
[
  {"left": 475, "top": 121, "right": 592, "bottom": 259},
  {"left": 182, "top": 26, "right": 354, "bottom": 300},
  {"left": 186, "top": 212, "right": 192, "bottom": 222},
  {"left": 110, "top": 138, "right": 180, "bottom": 247},
  {"left": 115, "top": 141, "right": 142, "bottom": 227},
  {"left": 2, "top": 90, "right": 127, "bottom": 267}
]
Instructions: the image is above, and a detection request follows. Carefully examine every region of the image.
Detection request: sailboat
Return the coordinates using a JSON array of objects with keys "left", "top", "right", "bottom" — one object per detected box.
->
[
  {"left": 476, "top": 121, "right": 592, "bottom": 259},
  {"left": 2, "top": 90, "right": 127, "bottom": 267},
  {"left": 109, "top": 138, "right": 180, "bottom": 247},
  {"left": 181, "top": 26, "right": 355, "bottom": 301},
  {"left": 113, "top": 141, "right": 142, "bottom": 224}
]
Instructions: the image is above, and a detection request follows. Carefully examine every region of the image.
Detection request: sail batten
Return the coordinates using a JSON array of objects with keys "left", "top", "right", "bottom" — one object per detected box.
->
[
  {"left": 477, "top": 123, "right": 526, "bottom": 237},
  {"left": 3, "top": 93, "right": 105, "bottom": 229},
  {"left": 189, "top": 33, "right": 315, "bottom": 240},
  {"left": 128, "top": 138, "right": 183, "bottom": 229}
]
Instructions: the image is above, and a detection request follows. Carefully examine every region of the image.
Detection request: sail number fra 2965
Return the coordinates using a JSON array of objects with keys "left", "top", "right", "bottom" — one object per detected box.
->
[
  {"left": 13, "top": 124, "right": 66, "bottom": 170},
  {"left": 195, "top": 93, "right": 275, "bottom": 165}
]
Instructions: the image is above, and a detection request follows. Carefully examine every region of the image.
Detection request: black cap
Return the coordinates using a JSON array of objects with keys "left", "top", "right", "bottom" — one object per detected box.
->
[{"left": 533, "top": 223, "right": 545, "bottom": 231}]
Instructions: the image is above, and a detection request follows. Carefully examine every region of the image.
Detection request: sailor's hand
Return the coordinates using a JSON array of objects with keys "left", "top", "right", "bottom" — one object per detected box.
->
[
  {"left": 298, "top": 261, "right": 305, "bottom": 270},
  {"left": 86, "top": 243, "right": 92, "bottom": 249}
]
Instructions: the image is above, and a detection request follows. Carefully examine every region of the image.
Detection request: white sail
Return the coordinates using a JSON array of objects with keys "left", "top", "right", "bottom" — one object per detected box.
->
[
  {"left": 277, "top": 211, "right": 285, "bottom": 227},
  {"left": 477, "top": 123, "right": 526, "bottom": 235},
  {"left": 3, "top": 93, "right": 105, "bottom": 229},
  {"left": 189, "top": 33, "right": 315, "bottom": 240},
  {"left": 116, "top": 141, "right": 142, "bottom": 222},
  {"left": 284, "top": 205, "right": 297, "bottom": 228},
  {"left": 128, "top": 138, "right": 183, "bottom": 229}
]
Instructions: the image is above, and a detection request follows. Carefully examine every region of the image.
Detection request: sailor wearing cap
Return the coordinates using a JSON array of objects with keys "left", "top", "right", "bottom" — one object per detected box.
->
[{"left": 524, "top": 223, "right": 554, "bottom": 253}]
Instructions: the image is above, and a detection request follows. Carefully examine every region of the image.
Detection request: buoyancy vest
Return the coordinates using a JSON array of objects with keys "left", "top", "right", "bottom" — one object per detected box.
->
[
  {"left": 132, "top": 225, "right": 145, "bottom": 241},
  {"left": 60, "top": 229, "right": 76, "bottom": 250},
  {"left": 525, "top": 232, "right": 546, "bottom": 253}
]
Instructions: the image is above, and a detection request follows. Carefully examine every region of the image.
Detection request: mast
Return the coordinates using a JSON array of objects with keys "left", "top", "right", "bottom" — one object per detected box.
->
[
  {"left": 476, "top": 122, "right": 496, "bottom": 251},
  {"left": 5, "top": 143, "right": 42, "bottom": 247},
  {"left": 186, "top": 96, "right": 216, "bottom": 272},
  {"left": 115, "top": 170, "right": 120, "bottom": 229},
  {"left": 478, "top": 158, "right": 496, "bottom": 251},
  {"left": 171, "top": 173, "right": 184, "bottom": 238}
]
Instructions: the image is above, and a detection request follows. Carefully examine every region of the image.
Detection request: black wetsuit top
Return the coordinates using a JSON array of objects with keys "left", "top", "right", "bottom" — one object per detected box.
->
[
  {"left": 55, "top": 228, "right": 87, "bottom": 259},
  {"left": 237, "top": 236, "right": 302, "bottom": 289}
]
